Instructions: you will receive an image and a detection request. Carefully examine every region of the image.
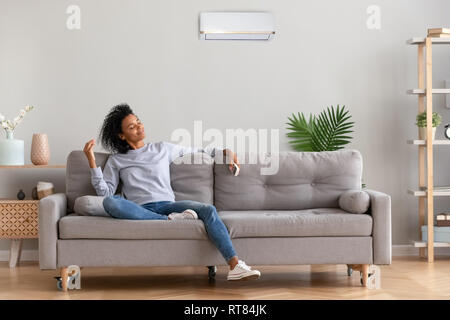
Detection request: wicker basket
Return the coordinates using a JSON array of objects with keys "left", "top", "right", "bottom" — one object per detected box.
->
[
  {"left": 0, "top": 200, "right": 39, "bottom": 238},
  {"left": 37, "top": 187, "right": 54, "bottom": 200}
]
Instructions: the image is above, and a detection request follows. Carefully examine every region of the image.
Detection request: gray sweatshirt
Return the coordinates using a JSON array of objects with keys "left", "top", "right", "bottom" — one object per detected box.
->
[{"left": 90, "top": 141, "right": 220, "bottom": 205}]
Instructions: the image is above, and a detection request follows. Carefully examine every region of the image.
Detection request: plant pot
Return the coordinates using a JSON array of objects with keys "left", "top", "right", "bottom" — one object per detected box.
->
[
  {"left": 419, "top": 127, "right": 436, "bottom": 140},
  {"left": 0, "top": 131, "right": 24, "bottom": 165},
  {"left": 31, "top": 133, "right": 50, "bottom": 165}
]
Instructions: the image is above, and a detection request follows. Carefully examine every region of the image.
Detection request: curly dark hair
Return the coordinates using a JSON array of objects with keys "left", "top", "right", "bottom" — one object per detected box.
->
[{"left": 99, "top": 103, "right": 135, "bottom": 154}]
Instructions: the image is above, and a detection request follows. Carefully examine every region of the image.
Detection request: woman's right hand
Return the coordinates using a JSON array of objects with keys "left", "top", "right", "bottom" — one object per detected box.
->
[{"left": 83, "top": 139, "right": 97, "bottom": 168}]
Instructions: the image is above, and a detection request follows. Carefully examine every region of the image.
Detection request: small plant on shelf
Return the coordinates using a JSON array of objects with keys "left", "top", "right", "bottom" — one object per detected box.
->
[{"left": 415, "top": 111, "right": 441, "bottom": 140}]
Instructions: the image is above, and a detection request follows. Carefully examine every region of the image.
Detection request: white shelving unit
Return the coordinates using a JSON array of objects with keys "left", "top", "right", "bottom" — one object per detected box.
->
[
  {"left": 407, "top": 89, "right": 450, "bottom": 94},
  {"left": 412, "top": 240, "right": 450, "bottom": 248},
  {"left": 407, "top": 189, "right": 450, "bottom": 197},
  {"left": 407, "top": 140, "right": 450, "bottom": 145},
  {"left": 407, "top": 36, "right": 450, "bottom": 263}
]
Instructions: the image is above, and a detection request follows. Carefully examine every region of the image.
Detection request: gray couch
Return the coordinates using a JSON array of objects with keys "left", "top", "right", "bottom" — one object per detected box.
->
[{"left": 39, "top": 149, "right": 391, "bottom": 290}]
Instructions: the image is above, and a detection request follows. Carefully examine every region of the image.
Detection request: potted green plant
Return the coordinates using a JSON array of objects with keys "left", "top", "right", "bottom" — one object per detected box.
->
[
  {"left": 416, "top": 111, "right": 442, "bottom": 140},
  {"left": 286, "top": 105, "right": 354, "bottom": 151}
]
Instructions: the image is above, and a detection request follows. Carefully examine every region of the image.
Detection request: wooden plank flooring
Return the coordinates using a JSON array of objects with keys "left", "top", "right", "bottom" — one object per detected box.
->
[{"left": 1, "top": 256, "right": 450, "bottom": 299}]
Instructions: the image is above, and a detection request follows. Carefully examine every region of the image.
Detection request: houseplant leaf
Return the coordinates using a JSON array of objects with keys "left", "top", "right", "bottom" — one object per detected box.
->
[{"left": 286, "top": 105, "right": 354, "bottom": 152}]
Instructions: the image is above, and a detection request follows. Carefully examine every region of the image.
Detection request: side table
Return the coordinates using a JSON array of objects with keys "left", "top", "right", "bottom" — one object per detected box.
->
[{"left": 0, "top": 199, "right": 39, "bottom": 267}]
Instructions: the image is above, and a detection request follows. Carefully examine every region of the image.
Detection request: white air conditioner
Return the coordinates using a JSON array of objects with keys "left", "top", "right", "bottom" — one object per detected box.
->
[{"left": 199, "top": 12, "right": 275, "bottom": 40}]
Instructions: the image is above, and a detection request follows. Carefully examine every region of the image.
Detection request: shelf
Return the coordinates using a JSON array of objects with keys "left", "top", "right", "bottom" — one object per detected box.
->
[
  {"left": 407, "top": 37, "right": 450, "bottom": 45},
  {"left": 412, "top": 240, "right": 450, "bottom": 248},
  {"left": 408, "top": 189, "right": 450, "bottom": 197},
  {"left": 407, "top": 89, "right": 450, "bottom": 95},
  {"left": 0, "top": 164, "right": 65, "bottom": 169},
  {"left": 407, "top": 140, "right": 450, "bottom": 145}
]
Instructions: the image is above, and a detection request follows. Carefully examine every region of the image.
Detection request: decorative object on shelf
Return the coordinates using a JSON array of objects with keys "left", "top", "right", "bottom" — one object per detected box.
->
[
  {"left": 437, "top": 213, "right": 450, "bottom": 226},
  {"left": 427, "top": 28, "right": 450, "bottom": 38},
  {"left": 422, "top": 225, "right": 450, "bottom": 242},
  {"left": 286, "top": 105, "right": 354, "bottom": 152},
  {"left": 0, "top": 106, "right": 34, "bottom": 165},
  {"left": 16, "top": 189, "right": 25, "bottom": 200},
  {"left": 444, "top": 124, "right": 450, "bottom": 139},
  {"left": 31, "top": 187, "right": 38, "bottom": 200},
  {"left": 37, "top": 181, "right": 54, "bottom": 199},
  {"left": 415, "top": 111, "right": 441, "bottom": 140},
  {"left": 31, "top": 133, "right": 50, "bottom": 165}
]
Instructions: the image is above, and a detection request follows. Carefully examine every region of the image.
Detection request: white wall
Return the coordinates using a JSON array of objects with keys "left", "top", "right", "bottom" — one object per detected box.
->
[{"left": 1, "top": 0, "right": 450, "bottom": 253}]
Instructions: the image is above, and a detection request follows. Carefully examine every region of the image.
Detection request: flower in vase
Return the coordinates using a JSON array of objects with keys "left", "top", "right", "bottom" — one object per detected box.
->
[{"left": 0, "top": 106, "right": 34, "bottom": 133}]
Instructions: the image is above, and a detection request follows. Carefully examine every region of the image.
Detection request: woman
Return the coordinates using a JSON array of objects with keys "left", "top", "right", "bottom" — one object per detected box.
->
[{"left": 83, "top": 104, "right": 261, "bottom": 281}]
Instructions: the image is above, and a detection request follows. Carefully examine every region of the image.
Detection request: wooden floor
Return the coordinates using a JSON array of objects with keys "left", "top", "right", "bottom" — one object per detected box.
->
[{"left": 1, "top": 256, "right": 450, "bottom": 300}]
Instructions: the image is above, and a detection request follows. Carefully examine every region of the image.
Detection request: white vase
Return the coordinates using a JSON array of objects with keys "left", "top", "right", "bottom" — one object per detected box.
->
[
  {"left": 419, "top": 127, "right": 436, "bottom": 140},
  {"left": 0, "top": 131, "right": 24, "bottom": 165}
]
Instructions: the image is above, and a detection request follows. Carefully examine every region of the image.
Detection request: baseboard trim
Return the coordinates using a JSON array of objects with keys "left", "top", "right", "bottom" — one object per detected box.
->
[
  {"left": 0, "top": 249, "right": 39, "bottom": 262},
  {"left": 392, "top": 245, "right": 450, "bottom": 256},
  {"left": 1, "top": 245, "right": 450, "bottom": 262}
]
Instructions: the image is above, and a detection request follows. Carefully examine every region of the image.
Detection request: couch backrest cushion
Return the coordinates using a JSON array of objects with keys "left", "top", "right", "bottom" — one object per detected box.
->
[
  {"left": 169, "top": 153, "right": 214, "bottom": 204},
  {"left": 66, "top": 150, "right": 214, "bottom": 213},
  {"left": 213, "top": 149, "right": 363, "bottom": 211}
]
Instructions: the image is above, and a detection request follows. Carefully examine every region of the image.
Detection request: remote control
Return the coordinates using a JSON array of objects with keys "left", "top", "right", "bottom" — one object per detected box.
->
[{"left": 232, "top": 163, "right": 240, "bottom": 176}]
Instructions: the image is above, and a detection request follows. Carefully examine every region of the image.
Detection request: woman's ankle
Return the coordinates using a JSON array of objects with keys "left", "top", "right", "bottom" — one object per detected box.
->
[{"left": 228, "top": 256, "right": 239, "bottom": 270}]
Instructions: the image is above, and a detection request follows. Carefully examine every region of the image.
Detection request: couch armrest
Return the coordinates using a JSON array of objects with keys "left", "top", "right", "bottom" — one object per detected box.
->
[
  {"left": 38, "top": 193, "right": 67, "bottom": 270},
  {"left": 365, "top": 189, "right": 391, "bottom": 265}
]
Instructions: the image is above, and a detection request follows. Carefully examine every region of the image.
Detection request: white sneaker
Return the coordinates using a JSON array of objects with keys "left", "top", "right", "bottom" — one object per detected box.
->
[
  {"left": 168, "top": 209, "right": 198, "bottom": 220},
  {"left": 227, "top": 260, "right": 261, "bottom": 281}
]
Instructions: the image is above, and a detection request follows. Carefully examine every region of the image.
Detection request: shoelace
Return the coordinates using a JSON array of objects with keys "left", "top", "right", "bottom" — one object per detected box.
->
[{"left": 237, "top": 260, "right": 252, "bottom": 271}]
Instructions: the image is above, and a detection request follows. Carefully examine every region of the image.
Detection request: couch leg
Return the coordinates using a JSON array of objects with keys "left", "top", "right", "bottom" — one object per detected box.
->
[
  {"left": 346, "top": 264, "right": 353, "bottom": 276},
  {"left": 207, "top": 266, "right": 217, "bottom": 280},
  {"left": 57, "top": 265, "right": 81, "bottom": 291},
  {"left": 347, "top": 264, "right": 381, "bottom": 289},
  {"left": 361, "top": 264, "right": 369, "bottom": 287},
  {"left": 60, "top": 267, "right": 69, "bottom": 292}
]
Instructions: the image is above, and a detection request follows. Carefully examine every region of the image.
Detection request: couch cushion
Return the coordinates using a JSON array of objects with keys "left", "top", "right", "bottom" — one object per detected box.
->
[
  {"left": 218, "top": 208, "right": 373, "bottom": 238},
  {"left": 59, "top": 215, "right": 208, "bottom": 240},
  {"left": 59, "top": 208, "right": 371, "bottom": 240},
  {"left": 66, "top": 150, "right": 214, "bottom": 213},
  {"left": 339, "top": 190, "right": 370, "bottom": 214},
  {"left": 66, "top": 151, "right": 115, "bottom": 213},
  {"left": 170, "top": 153, "right": 214, "bottom": 204},
  {"left": 214, "top": 149, "right": 363, "bottom": 211},
  {"left": 74, "top": 195, "right": 109, "bottom": 217}
]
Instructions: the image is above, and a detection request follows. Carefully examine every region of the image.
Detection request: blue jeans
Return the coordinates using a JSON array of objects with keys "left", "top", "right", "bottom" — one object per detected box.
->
[{"left": 102, "top": 195, "right": 237, "bottom": 263}]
